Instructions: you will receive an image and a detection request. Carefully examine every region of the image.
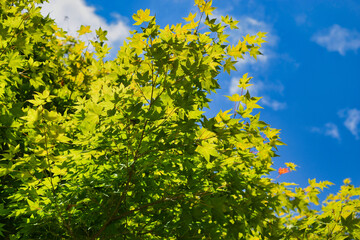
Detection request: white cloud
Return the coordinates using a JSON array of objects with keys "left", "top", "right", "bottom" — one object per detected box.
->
[
  {"left": 324, "top": 123, "right": 341, "bottom": 140},
  {"left": 40, "top": 0, "right": 131, "bottom": 56},
  {"left": 295, "top": 14, "right": 307, "bottom": 26},
  {"left": 311, "top": 122, "right": 341, "bottom": 140},
  {"left": 261, "top": 97, "right": 287, "bottom": 111},
  {"left": 229, "top": 77, "right": 240, "bottom": 95},
  {"left": 312, "top": 24, "right": 360, "bottom": 55},
  {"left": 246, "top": 80, "right": 284, "bottom": 96},
  {"left": 339, "top": 108, "right": 360, "bottom": 139}
]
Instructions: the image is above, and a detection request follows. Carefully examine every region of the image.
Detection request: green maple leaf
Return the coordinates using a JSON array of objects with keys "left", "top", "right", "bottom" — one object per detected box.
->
[
  {"left": 223, "top": 57, "right": 237, "bottom": 74},
  {"left": 202, "top": 1, "right": 216, "bottom": 15},
  {"left": 238, "top": 73, "right": 253, "bottom": 90},
  {"left": 226, "top": 93, "right": 242, "bottom": 102},
  {"left": 77, "top": 25, "right": 92, "bottom": 36},
  {"left": 96, "top": 27, "right": 108, "bottom": 42},
  {"left": 246, "top": 97, "right": 263, "bottom": 110},
  {"left": 132, "top": 9, "right": 153, "bottom": 25},
  {"left": 196, "top": 142, "right": 219, "bottom": 161},
  {"left": 8, "top": 52, "right": 23, "bottom": 71},
  {"left": 183, "top": 12, "right": 197, "bottom": 22}
]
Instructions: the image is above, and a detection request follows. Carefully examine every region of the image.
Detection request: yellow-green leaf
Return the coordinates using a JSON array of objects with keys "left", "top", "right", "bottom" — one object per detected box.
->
[
  {"left": 132, "top": 9, "right": 153, "bottom": 25},
  {"left": 77, "top": 25, "right": 92, "bottom": 36},
  {"left": 226, "top": 93, "right": 242, "bottom": 102},
  {"left": 183, "top": 12, "right": 197, "bottom": 22}
]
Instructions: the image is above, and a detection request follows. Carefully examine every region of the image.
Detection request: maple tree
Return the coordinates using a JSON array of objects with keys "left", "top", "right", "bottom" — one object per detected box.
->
[{"left": 1, "top": 0, "right": 360, "bottom": 239}]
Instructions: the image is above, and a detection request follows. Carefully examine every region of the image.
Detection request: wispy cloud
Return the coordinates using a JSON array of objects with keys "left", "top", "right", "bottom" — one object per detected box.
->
[
  {"left": 246, "top": 80, "right": 284, "bottom": 96},
  {"left": 339, "top": 108, "right": 360, "bottom": 139},
  {"left": 261, "top": 97, "right": 287, "bottom": 111},
  {"left": 324, "top": 123, "right": 341, "bottom": 140},
  {"left": 312, "top": 24, "right": 360, "bottom": 55},
  {"left": 294, "top": 14, "right": 307, "bottom": 26},
  {"left": 40, "top": 0, "right": 131, "bottom": 56},
  {"left": 229, "top": 77, "right": 240, "bottom": 96},
  {"left": 311, "top": 123, "right": 341, "bottom": 140}
]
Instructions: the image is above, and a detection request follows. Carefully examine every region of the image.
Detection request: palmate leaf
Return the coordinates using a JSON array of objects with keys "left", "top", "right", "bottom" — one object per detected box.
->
[
  {"left": 223, "top": 57, "right": 237, "bottom": 74},
  {"left": 221, "top": 15, "right": 239, "bottom": 30},
  {"left": 238, "top": 73, "right": 253, "bottom": 90},
  {"left": 226, "top": 43, "right": 244, "bottom": 59},
  {"left": 132, "top": 9, "right": 153, "bottom": 25},
  {"left": 7, "top": 52, "right": 23, "bottom": 72},
  {"left": 51, "top": 166, "right": 67, "bottom": 176},
  {"left": 96, "top": 27, "right": 108, "bottom": 42},
  {"left": 77, "top": 25, "right": 91, "bottom": 36},
  {"left": 26, "top": 199, "right": 41, "bottom": 212},
  {"left": 183, "top": 12, "right": 197, "bottom": 22},
  {"left": 195, "top": 141, "right": 218, "bottom": 161},
  {"left": 195, "top": 0, "right": 215, "bottom": 15},
  {"left": 226, "top": 93, "right": 242, "bottom": 102}
]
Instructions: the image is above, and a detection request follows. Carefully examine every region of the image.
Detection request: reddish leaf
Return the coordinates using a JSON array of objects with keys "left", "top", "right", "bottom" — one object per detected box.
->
[{"left": 278, "top": 167, "right": 290, "bottom": 176}]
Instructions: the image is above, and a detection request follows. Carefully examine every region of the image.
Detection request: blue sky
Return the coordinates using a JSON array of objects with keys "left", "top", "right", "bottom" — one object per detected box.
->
[{"left": 41, "top": 0, "right": 360, "bottom": 198}]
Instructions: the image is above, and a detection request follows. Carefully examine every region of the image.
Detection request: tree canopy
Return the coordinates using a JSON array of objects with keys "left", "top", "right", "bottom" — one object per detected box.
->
[{"left": 0, "top": 0, "right": 360, "bottom": 239}]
